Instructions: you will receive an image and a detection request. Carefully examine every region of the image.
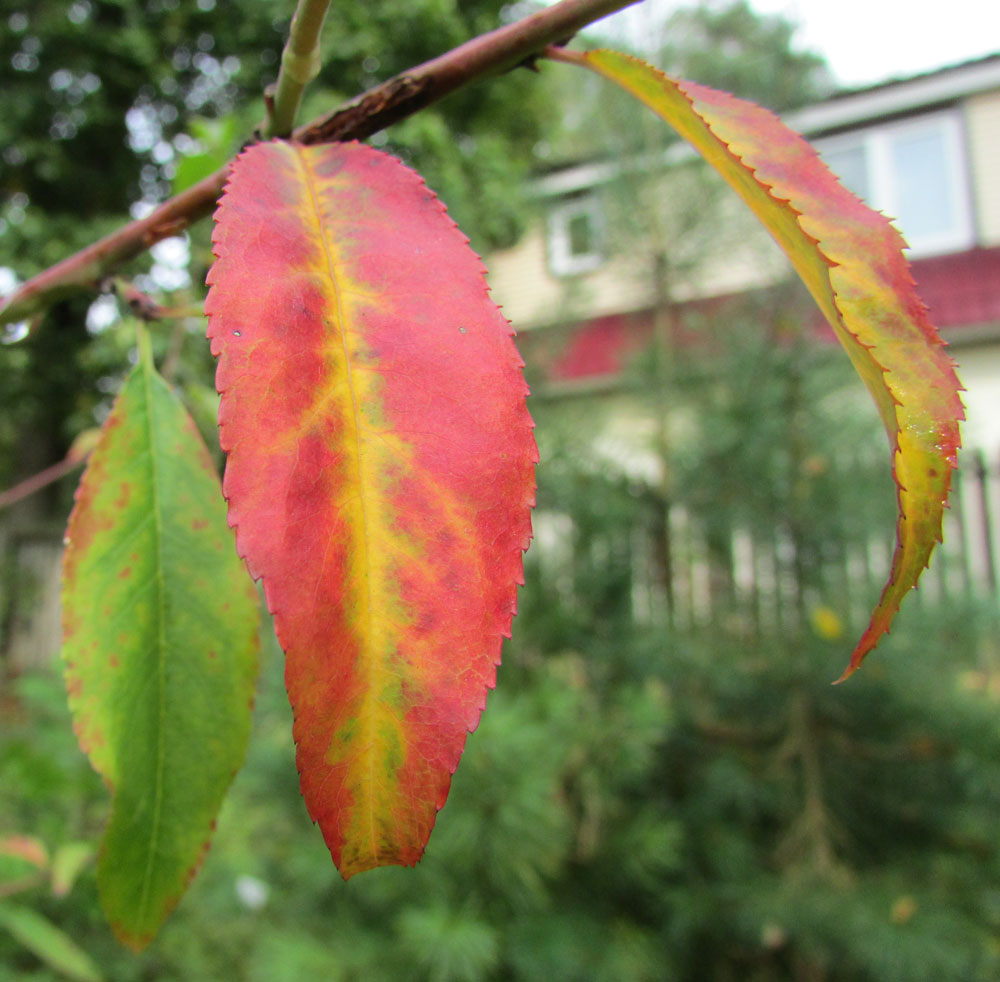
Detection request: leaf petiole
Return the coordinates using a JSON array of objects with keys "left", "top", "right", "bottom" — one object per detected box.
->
[
  {"left": 135, "top": 321, "right": 155, "bottom": 372},
  {"left": 266, "top": 0, "right": 333, "bottom": 139}
]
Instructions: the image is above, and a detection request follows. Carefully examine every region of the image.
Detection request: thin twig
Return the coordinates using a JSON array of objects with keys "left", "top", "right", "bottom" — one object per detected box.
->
[
  {"left": 0, "top": 0, "right": 640, "bottom": 331},
  {"left": 109, "top": 279, "right": 167, "bottom": 321},
  {"left": 0, "top": 445, "right": 94, "bottom": 511},
  {"left": 110, "top": 279, "right": 201, "bottom": 321}
]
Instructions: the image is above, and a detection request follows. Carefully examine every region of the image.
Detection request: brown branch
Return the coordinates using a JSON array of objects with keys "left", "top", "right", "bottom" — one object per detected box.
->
[
  {"left": 0, "top": 0, "right": 640, "bottom": 330},
  {"left": 0, "top": 443, "right": 94, "bottom": 511}
]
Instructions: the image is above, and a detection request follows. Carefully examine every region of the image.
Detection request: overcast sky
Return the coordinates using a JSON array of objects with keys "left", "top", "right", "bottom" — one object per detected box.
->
[{"left": 594, "top": 0, "right": 1000, "bottom": 88}]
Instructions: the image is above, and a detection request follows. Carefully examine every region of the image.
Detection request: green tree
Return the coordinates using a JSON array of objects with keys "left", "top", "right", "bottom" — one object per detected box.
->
[
  {"left": 545, "top": 0, "right": 831, "bottom": 165},
  {"left": 0, "top": 0, "right": 965, "bottom": 966},
  {"left": 521, "top": 315, "right": 1000, "bottom": 982},
  {"left": 0, "top": 0, "right": 553, "bottom": 497},
  {"left": 657, "top": 0, "right": 834, "bottom": 111}
]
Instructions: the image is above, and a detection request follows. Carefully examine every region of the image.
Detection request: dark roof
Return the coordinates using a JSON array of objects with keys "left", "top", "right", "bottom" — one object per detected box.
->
[{"left": 820, "top": 51, "right": 1000, "bottom": 103}]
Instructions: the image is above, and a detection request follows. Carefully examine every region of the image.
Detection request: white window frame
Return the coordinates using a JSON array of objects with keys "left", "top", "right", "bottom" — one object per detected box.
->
[
  {"left": 816, "top": 109, "right": 974, "bottom": 258},
  {"left": 547, "top": 194, "right": 605, "bottom": 276}
]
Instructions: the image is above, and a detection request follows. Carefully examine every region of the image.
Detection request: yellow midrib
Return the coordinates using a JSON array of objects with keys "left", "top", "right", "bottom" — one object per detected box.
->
[{"left": 291, "top": 144, "right": 385, "bottom": 864}]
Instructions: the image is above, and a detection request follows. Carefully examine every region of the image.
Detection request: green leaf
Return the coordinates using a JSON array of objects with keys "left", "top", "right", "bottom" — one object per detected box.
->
[
  {"left": 50, "top": 842, "right": 94, "bottom": 898},
  {"left": 172, "top": 115, "right": 240, "bottom": 195},
  {"left": 0, "top": 902, "right": 104, "bottom": 982},
  {"left": 553, "top": 49, "right": 963, "bottom": 677},
  {"left": 61, "top": 330, "right": 260, "bottom": 948}
]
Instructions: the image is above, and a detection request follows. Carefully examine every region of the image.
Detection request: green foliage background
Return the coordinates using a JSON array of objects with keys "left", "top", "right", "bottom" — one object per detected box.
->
[
  {"left": 0, "top": 0, "right": 553, "bottom": 495},
  {"left": 2, "top": 2, "right": 998, "bottom": 979},
  {"left": 4, "top": 328, "right": 1000, "bottom": 980}
]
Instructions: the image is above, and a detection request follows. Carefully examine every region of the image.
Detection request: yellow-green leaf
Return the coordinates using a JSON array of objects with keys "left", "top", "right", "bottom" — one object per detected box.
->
[
  {"left": 0, "top": 902, "right": 103, "bottom": 982},
  {"left": 50, "top": 842, "right": 94, "bottom": 898},
  {"left": 62, "top": 333, "right": 260, "bottom": 947},
  {"left": 554, "top": 48, "right": 963, "bottom": 677}
]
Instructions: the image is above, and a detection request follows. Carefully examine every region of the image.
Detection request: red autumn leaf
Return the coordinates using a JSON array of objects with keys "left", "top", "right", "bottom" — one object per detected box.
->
[
  {"left": 555, "top": 49, "right": 964, "bottom": 679},
  {"left": 205, "top": 140, "right": 536, "bottom": 877}
]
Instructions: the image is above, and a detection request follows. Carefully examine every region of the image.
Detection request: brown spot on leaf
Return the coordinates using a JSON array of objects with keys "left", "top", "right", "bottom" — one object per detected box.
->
[{"left": 114, "top": 481, "right": 132, "bottom": 511}]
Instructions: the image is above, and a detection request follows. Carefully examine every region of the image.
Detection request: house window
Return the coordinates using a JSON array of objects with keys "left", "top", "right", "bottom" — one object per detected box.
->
[
  {"left": 547, "top": 194, "right": 605, "bottom": 276},
  {"left": 816, "top": 111, "right": 974, "bottom": 257}
]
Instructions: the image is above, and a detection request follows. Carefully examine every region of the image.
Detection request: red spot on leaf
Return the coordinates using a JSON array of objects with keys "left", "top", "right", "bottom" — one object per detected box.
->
[{"left": 114, "top": 481, "right": 131, "bottom": 510}]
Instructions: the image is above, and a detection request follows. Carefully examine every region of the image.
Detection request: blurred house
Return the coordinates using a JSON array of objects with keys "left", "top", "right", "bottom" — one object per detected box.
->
[{"left": 488, "top": 53, "right": 1000, "bottom": 449}]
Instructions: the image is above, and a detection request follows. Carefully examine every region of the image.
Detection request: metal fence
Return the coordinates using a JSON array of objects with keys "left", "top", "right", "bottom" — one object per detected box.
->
[{"left": 533, "top": 446, "right": 1000, "bottom": 639}]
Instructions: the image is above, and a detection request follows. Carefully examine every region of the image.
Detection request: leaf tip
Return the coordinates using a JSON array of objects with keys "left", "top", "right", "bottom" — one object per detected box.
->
[
  {"left": 832, "top": 661, "right": 858, "bottom": 686},
  {"left": 109, "top": 920, "right": 156, "bottom": 954}
]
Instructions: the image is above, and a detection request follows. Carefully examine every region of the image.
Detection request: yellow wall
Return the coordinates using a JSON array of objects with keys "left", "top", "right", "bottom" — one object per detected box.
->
[
  {"left": 487, "top": 224, "right": 653, "bottom": 331},
  {"left": 487, "top": 179, "right": 790, "bottom": 332},
  {"left": 949, "top": 341, "right": 1000, "bottom": 449},
  {"left": 966, "top": 89, "right": 1000, "bottom": 247}
]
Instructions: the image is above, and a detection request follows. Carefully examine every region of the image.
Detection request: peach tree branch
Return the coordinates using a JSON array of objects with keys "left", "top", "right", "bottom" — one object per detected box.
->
[{"left": 0, "top": 0, "right": 639, "bottom": 331}]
